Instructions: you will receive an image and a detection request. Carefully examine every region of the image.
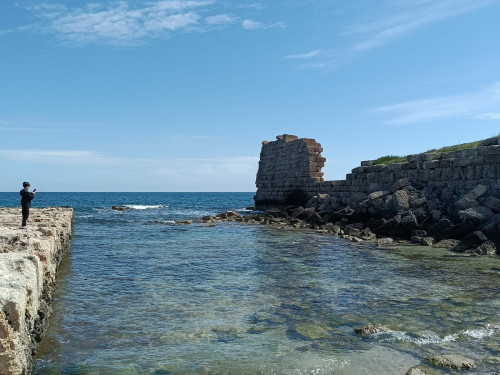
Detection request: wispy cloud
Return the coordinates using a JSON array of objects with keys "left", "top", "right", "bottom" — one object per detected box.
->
[
  {"left": 284, "top": 49, "right": 322, "bottom": 59},
  {"left": 287, "top": 0, "right": 496, "bottom": 70},
  {"left": 205, "top": 13, "right": 238, "bottom": 26},
  {"left": 242, "top": 19, "right": 285, "bottom": 30},
  {"left": 0, "top": 149, "right": 258, "bottom": 175},
  {"left": 373, "top": 81, "right": 500, "bottom": 124},
  {"left": 0, "top": 149, "right": 121, "bottom": 164},
  {"left": 9, "top": 1, "right": 284, "bottom": 45}
]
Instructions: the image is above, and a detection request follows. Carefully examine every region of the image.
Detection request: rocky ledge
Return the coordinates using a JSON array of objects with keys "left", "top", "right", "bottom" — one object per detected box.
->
[
  {"left": 0, "top": 207, "right": 73, "bottom": 375},
  {"left": 204, "top": 181, "right": 500, "bottom": 255}
]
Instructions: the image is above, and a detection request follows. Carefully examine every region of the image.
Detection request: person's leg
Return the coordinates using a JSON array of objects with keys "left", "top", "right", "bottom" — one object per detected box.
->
[{"left": 22, "top": 206, "right": 29, "bottom": 226}]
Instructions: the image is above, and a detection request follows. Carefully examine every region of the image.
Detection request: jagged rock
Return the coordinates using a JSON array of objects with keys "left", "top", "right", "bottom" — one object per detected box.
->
[
  {"left": 405, "top": 366, "right": 429, "bottom": 375},
  {"left": 466, "top": 184, "right": 488, "bottom": 200},
  {"left": 411, "top": 230, "right": 427, "bottom": 238},
  {"left": 354, "top": 324, "right": 389, "bottom": 336},
  {"left": 452, "top": 231, "right": 488, "bottom": 253},
  {"left": 390, "top": 178, "right": 411, "bottom": 193},
  {"left": 480, "top": 196, "right": 500, "bottom": 213},
  {"left": 430, "top": 210, "right": 442, "bottom": 221},
  {"left": 420, "top": 237, "right": 435, "bottom": 246},
  {"left": 410, "top": 196, "right": 428, "bottom": 208},
  {"left": 175, "top": 220, "right": 193, "bottom": 225},
  {"left": 393, "top": 190, "right": 410, "bottom": 212},
  {"left": 472, "top": 240, "right": 497, "bottom": 255},
  {"left": 111, "top": 205, "right": 127, "bottom": 211},
  {"left": 360, "top": 227, "right": 376, "bottom": 241},
  {"left": 377, "top": 237, "right": 394, "bottom": 245},
  {"left": 344, "top": 225, "right": 361, "bottom": 237},
  {"left": 401, "top": 212, "right": 418, "bottom": 229},
  {"left": 427, "top": 354, "right": 476, "bottom": 370},
  {"left": 455, "top": 197, "right": 478, "bottom": 210},
  {"left": 434, "top": 239, "right": 460, "bottom": 249},
  {"left": 458, "top": 206, "right": 494, "bottom": 224}
]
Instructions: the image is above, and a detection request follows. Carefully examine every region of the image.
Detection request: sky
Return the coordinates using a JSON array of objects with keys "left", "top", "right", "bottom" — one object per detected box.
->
[{"left": 1, "top": 0, "right": 499, "bottom": 192}]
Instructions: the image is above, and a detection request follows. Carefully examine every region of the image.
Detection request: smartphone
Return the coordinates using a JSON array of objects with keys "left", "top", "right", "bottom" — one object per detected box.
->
[{"left": 33, "top": 189, "right": 36, "bottom": 192}]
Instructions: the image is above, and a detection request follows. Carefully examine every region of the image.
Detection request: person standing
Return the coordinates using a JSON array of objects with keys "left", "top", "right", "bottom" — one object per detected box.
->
[{"left": 20, "top": 182, "right": 36, "bottom": 227}]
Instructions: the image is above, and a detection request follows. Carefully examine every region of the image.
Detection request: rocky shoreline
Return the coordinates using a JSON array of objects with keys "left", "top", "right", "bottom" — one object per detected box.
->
[
  {"left": 203, "top": 179, "right": 500, "bottom": 256},
  {"left": 0, "top": 207, "right": 73, "bottom": 375}
]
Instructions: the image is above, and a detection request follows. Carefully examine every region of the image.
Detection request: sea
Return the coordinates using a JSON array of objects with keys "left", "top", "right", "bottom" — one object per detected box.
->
[{"left": 0, "top": 192, "right": 500, "bottom": 374}]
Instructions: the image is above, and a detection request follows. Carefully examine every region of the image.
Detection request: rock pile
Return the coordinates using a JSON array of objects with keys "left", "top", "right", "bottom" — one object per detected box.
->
[{"left": 0, "top": 207, "right": 73, "bottom": 375}]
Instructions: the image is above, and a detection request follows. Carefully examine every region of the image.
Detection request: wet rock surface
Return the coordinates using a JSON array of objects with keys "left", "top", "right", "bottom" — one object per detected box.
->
[
  {"left": 0, "top": 207, "right": 73, "bottom": 375},
  {"left": 426, "top": 354, "right": 477, "bottom": 370}
]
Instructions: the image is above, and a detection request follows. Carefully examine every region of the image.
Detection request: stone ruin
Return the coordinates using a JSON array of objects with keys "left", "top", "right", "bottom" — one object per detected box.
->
[{"left": 254, "top": 134, "right": 500, "bottom": 209}]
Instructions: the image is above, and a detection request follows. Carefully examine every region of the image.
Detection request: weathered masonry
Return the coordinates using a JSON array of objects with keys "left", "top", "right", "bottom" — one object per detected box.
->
[{"left": 254, "top": 134, "right": 500, "bottom": 209}]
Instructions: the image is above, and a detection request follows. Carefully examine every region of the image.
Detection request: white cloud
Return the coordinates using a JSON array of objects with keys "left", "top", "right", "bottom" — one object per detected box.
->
[
  {"left": 242, "top": 19, "right": 285, "bottom": 30},
  {"left": 205, "top": 14, "right": 238, "bottom": 25},
  {"left": 286, "top": 0, "right": 496, "bottom": 70},
  {"left": 284, "top": 50, "right": 322, "bottom": 59},
  {"left": 373, "top": 82, "right": 500, "bottom": 124},
  {"left": 0, "top": 150, "right": 121, "bottom": 164},
  {"left": 12, "top": 1, "right": 283, "bottom": 45}
]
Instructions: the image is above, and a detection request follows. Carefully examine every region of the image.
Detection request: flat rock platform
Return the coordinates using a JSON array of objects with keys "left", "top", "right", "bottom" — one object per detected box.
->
[{"left": 0, "top": 207, "right": 73, "bottom": 375}]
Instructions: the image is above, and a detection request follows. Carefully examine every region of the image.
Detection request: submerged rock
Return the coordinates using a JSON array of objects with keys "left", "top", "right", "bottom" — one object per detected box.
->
[
  {"left": 111, "top": 205, "right": 127, "bottom": 211},
  {"left": 427, "top": 354, "right": 476, "bottom": 370},
  {"left": 354, "top": 324, "right": 389, "bottom": 336}
]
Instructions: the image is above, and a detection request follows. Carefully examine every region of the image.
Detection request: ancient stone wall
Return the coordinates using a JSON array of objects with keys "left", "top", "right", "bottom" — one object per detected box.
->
[
  {"left": 255, "top": 134, "right": 500, "bottom": 209},
  {"left": 0, "top": 207, "right": 73, "bottom": 375}
]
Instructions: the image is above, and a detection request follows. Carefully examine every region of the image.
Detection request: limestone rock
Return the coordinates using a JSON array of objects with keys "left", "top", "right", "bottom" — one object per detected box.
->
[
  {"left": 458, "top": 206, "right": 494, "bottom": 224},
  {"left": 354, "top": 324, "right": 389, "bottom": 336},
  {"left": 393, "top": 190, "right": 410, "bottom": 212},
  {"left": 434, "top": 239, "right": 460, "bottom": 249},
  {"left": 0, "top": 207, "right": 73, "bottom": 375},
  {"left": 426, "top": 354, "right": 476, "bottom": 370}
]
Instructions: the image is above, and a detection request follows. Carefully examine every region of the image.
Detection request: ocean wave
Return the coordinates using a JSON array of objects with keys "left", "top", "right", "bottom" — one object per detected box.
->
[
  {"left": 379, "top": 323, "right": 500, "bottom": 345},
  {"left": 123, "top": 204, "right": 167, "bottom": 210},
  {"left": 147, "top": 220, "right": 176, "bottom": 225}
]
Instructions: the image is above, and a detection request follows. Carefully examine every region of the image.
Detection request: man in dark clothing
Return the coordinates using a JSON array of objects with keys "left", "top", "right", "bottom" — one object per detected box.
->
[{"left": 20, "top": 181, "right": 36, "bottom": 227}]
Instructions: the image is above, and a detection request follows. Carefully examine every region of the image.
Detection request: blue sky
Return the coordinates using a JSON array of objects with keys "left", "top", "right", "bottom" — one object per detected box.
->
[{"left": 1, "top": 0, "right": 499, "bottom": 192}]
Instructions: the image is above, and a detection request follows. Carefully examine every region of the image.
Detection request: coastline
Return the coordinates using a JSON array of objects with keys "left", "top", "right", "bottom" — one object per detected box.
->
[{"left": 0, "top": 207, "right": 73, "bottom": 375}]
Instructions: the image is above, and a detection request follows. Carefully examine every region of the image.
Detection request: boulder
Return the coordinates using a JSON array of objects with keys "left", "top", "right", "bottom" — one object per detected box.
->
[
  {"left": 404, "top": 367, "right": 428, "bottom": 375},
  {"left": 434, "top": 239, "right": 460, "bottom": 249},
  {"left": 454, "top": 197, "right": 478, "bottom": 210},
  {"left": 354, "top": 324, "right": 389, "bottom": 336},
  {"left": 420, "top": 237, "right": 435, "bottom": 246},
  {"left": 392, "top": 190, "right": 410, "bottom": 212},
  {"left": 377, "top": 238, "right": 394, "bottom": 246},
  {"left": 473, "top": 240, "right": 497, "bottom": 255},
  {"left": 360, "top": 227, "right": 376, "bottom": 241},
  {"left": 111, "top": 205, "right": 127, "bottom": 211},
  {"left": 465, "top": 184, "right": 488, "bottom": 200},
  {"left": 458, "top": 206, "right": 494, "bottom": 224},
  {"left": 452, "top": 231, "right": 488, "bottom": 253},
  {"left": 390, "top": 178, "right": 411, "bottom": 193},
  {"left": 426, "top": 354, "right": 476, "bottom": 370},
  {"left": 480, "top": 196, "right": 500, "bottom": 213}
]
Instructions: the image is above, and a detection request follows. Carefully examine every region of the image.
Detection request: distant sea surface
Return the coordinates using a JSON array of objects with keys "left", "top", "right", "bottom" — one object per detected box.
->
[{"left": 1, "top": 192, "right": 500, "bottom": 374}]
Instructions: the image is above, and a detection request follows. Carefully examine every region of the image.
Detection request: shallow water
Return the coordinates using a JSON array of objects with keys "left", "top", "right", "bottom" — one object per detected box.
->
[{"left": 1, "top": 193, "right": 499, "bottom": 374}]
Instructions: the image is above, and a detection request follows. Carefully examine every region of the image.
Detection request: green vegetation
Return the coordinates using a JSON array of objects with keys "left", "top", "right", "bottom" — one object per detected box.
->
[
  {"left": 372, "top": 136, "right": 498, "bottom": 165},
  {"left": 426, "top": 140, "right": 482, "bottom": 154},
  {"left": 372, "top": 155, "right": 408, "bottom": 165}
]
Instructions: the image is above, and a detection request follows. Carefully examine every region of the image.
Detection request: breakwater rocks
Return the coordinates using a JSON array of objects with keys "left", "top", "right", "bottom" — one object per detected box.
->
[
  {"left": 0, "top": 207, "right": 73, "bottom": 375},
  {"left": 252, "top": 134, "right": 500, "bottom": 255}
]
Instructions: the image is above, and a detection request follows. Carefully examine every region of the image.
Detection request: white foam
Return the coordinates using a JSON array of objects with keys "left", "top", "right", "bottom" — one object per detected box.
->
[
  {"left": 123, "top": 205, "right": 166, "bottom": 210},
  {"left": 463, "top": 324, "right": 500, "bottom": 339}
]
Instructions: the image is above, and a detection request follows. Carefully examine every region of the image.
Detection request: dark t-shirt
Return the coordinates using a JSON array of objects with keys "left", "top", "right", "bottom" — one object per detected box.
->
[{"left": 20, "top": 189, "right": 35, "bottom": 207}]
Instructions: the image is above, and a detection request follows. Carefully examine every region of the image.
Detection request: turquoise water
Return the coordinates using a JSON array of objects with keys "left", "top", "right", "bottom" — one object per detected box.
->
[{"left": 1, "top": 193, "right": 500, "bottom": 374}]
